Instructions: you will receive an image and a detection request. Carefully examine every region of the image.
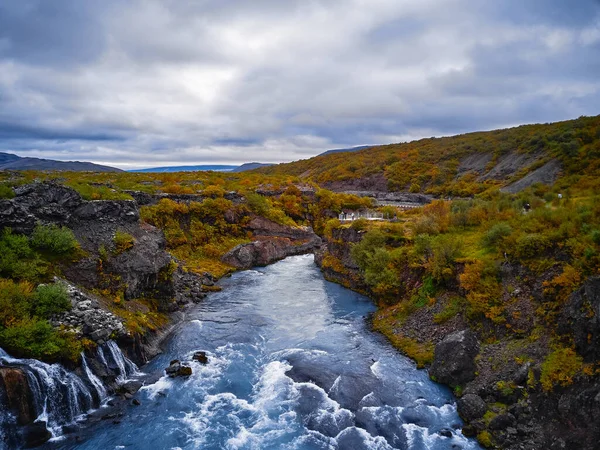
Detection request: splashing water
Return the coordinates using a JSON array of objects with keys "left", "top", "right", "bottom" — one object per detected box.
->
[{"left": 45, "top": 255, "right": 481, "bottom": 449}]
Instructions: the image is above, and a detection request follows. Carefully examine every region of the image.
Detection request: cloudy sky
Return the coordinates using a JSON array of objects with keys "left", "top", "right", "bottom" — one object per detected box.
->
[{"left": 0, "top": 0, "right": 599, "bottom": 169}]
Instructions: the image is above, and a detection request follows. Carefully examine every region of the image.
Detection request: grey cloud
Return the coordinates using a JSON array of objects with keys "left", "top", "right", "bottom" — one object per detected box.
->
[{"left": 0, "top": 0, "right": 598, "bottom": 168}]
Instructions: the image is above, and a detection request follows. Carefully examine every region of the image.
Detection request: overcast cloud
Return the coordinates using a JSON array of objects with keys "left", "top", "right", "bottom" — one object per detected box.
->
[{"left": 0, "top": 0, "right": 599, "bottom": 169}]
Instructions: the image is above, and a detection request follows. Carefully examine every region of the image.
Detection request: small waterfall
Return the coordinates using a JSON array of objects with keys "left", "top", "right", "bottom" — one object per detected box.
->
[
  {"left": 104, "top": 340, "right": 139, "bottom": 382},
  {"left": 13, "top": 357, "right": 95, "bottom": 437},
  {"left": 0, "top": 340, "right": 140, "bottom": 444},
  {"left": 82, "top": 354, "right": 107, "bottom": 400}
]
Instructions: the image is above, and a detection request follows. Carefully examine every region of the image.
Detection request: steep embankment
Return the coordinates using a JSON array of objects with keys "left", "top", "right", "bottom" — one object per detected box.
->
[{"left": 315, "top": 215, "right": 600, "bottom": 450}]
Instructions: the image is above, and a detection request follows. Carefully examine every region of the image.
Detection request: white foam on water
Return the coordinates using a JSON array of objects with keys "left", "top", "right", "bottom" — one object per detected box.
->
[
  {"left": 370, "top": 360, "right": 384, "bottom": 378},
  {"left": 335, "top": 426, "right": 394, "bottom": 450},
  {"left": 189, "top": 319, "right": 203, "bottom": 328},
  {"left": 140, "top": 376, "right": 174, "bottom": 400},
  {"left": 328, "top": 375, "right": 341, "bottom": 396}
]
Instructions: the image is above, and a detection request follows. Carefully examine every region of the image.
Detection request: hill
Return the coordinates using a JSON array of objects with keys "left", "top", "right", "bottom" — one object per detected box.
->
[
  {"left": 260, "top": 115, "right": 600, "bottom": 196},
  {"left": 130, "top": 164, "right": 237, "bottom": 173},
  {"left": 231, "top": 162, "right": 274, "bottom": 172},
  {"left": 0, "top": 151, "right": 121, "bottom": 172},
  {"left": 318, "top": 145, "right": 372, "bottom": 156}
]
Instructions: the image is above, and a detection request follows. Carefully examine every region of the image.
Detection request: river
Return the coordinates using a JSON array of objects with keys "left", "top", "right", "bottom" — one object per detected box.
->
[{"left": 49, "top": 255, "right": 480, "bottom": 450}]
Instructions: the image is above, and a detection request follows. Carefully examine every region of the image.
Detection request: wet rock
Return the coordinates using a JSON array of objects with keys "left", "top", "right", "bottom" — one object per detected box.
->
[
  {"left": 457, "top": 394, "right": 487, "bottom": 421},
  {"left": 0, "top": 367, "right": 36, "bottom": 425},
  {"left": 165, "top": 360, "right": 192, "bottom": 378},
  {"left": 192, "top": 351, "right": 208, "bottom": 364},
  {"left": 120, "top": 380, "right": 143, "bottom": 395},
  {"left": 132, "top": 399, "right": 141, "bottom": 406},
  {"left": 22, "top": 422, "right": 52, "bottom": 447},
  {"left": 429, "top": 330, "right": 479, "bottom": 387},
  {"left": 439, "top": 428, "right": 453, "bottom": 438},
  {"left": 177, "top": 366, "right": 192, "bottom": 377}
]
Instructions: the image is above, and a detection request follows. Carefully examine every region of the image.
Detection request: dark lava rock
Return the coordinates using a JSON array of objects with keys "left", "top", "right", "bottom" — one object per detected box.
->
[
  {"left": 558, "top": 276, "right": 600, "bottom": 362},
  {"left": 488, "top": 413, "right": 516, "bottom": 431},
  {"left": 120, "top": 380, "right": 143, "bottom": 395},
  {"left": 177, "top": 366, "right": 193, "bottom": 377},
  {"left": 457, "top": 394, "right": 487, "bottom": 421},
  {"left": 132, "top": 399, "right": 141, "bottom": 406},
  {"left": 429, "top": 330, "right": 480, "bottom": 387},
  {"left": 22, "top": 422, "right": 52, "bottom": 447},
  {"left": 0, "top": 367, "right": 36, "bottom": 425},
  {"left": 165, "top": 360, "right": 181, "bottom": 376},
  {"left": 439, "top": 428, "right": 453, "bottom": 438},
  {"left": 193, "top": 351, "right": 208, "bottom": 364},
  {"left": 165, "top": 360, "right": 192, "bottom": 378}
]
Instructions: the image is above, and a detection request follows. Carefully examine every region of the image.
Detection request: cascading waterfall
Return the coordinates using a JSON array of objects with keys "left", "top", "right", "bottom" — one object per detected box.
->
[
  {"left": 105, "top": 340, "right": 139, "bottom": 381},
  {"left": 81, "top": 355, "right": 107, "bottom": 400},
  {"left": 0, "top": 340, "right": 140, "bottom": 444}
]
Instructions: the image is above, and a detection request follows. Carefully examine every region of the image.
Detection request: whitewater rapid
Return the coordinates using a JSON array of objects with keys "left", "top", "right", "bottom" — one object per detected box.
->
[{"left": 48, "top": 255, "right": 480, "bottom": 450}]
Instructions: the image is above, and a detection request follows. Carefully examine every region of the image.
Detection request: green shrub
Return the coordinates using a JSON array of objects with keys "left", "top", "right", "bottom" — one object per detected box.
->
[
  {"left": 425, "top": 235, "right": 463, "bottom": 284},
  {"left": 32, "top": 282, "right": 71, "bottom": 317},
  {"left": 482, "top": 222, "right": 513, "bottom": 249},
  {"left": 433, "top": 297, "right": 464, "bottom": 324},
  {"left": 0, "top": 279, "right": 33, "bottom": 327},
  {"left": 513, "top": 233, "right": 550, "bottom": 260},
  {"left": 0, "top": 318, "right": 81, "bottom": 364},
  {"left": 245, "top": 192, "right": 270, "bottom": 216},
  {"left": 113, "top": 230, "right": 135, "bottom": 255},
  {"left": 350, "top": 217, "right": 369, "bottom": 230},
  {"left": 0, "top": 229, "right": 46, "bottom": 281},
  {"left": 0, "top": 184, "right": 15, "bottom": 199},
  {"left": 31, "top": 224, "right": 79, "bottom": 254}
]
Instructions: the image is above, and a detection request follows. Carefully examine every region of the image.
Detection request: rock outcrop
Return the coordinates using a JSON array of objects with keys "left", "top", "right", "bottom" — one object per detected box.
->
[
  {"left": 557, "top": 276, "right": 600, "bottom": 362},
  {"left": 0, "top": 367, "right": 35, "bottom": 426},
  {"left": 222, "top": 217, "right": 321, "bottom": 269},
  {"left": 429, "top": 330, "right": 480, "bottom": 387},
  {"left": 165, "top": 360, "right": 192, "bottom": 378},
  {"left": 314, "top": 226, "right": 368, "bottom": 293}
]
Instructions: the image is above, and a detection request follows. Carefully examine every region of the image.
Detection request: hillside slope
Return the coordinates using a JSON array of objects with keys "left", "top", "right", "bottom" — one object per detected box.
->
[
  {"left": 0, "top": 151, "right": 122, "bottom": 172},
  {"left": 260, "top": 115, "right": 600, "bottom": 196}
]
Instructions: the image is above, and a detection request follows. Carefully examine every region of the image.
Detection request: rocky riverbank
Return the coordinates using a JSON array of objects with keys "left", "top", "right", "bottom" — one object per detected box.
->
[
  {"left": 315, "top": 225, "right": 600, "bottom": 450},
  {"left": 0, "top": 181, "right": 322, "bottom": 447}
]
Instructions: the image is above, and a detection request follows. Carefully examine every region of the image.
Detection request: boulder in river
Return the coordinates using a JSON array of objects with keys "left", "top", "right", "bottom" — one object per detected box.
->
[
  {"left": 165, "top": 360, "right": 192, "bottom": 378},
  {"left": 120, "top": 380, "right": 143, "bottom": 395},
  {"left": 429, "top": 329, "right": 479, "bottom": 387},
  {"left": 192, "top": 351, "right": 208, "bottom": 364},
  {"left": 22, "top": 421, "right": 52, "bottom": 447}
]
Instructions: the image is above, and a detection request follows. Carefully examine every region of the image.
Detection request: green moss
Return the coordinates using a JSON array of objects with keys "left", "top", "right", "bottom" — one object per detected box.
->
[
  {"left": 477, "top": 430, "right": 494, "bottom": 448},
  {"left": 540, "top": 346, "right": 583, "bottom": 391}
]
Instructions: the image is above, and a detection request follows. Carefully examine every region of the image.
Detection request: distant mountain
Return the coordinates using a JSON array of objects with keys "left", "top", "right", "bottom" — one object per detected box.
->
[
  {"left": 130, "top": 164, "right": 238, "bottom": 173},
  {"left": 0, "top": 152, "right": 121, "bottom": 172},
  {"left": 318, "top": 145, "right": 372, "bottom": 156},
  {"left": 231, "top": 162, "right": 274, "bottom": 172}
]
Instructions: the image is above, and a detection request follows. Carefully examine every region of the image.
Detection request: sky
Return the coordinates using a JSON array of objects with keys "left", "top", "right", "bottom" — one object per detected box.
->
[{"left": 0, "top": 0, "right": 599, "bottom": 170}]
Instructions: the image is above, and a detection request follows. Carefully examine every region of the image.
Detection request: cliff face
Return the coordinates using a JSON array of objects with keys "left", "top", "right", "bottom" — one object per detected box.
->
[
  {"left": 222, "top": 217, "right": 321, "bottom": 269},
  {"left": 314, "top": 227, "right": 367, "bottom": 293},
  {"left": 315, "top": 227, "right": 600, "bottom": 450}
]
